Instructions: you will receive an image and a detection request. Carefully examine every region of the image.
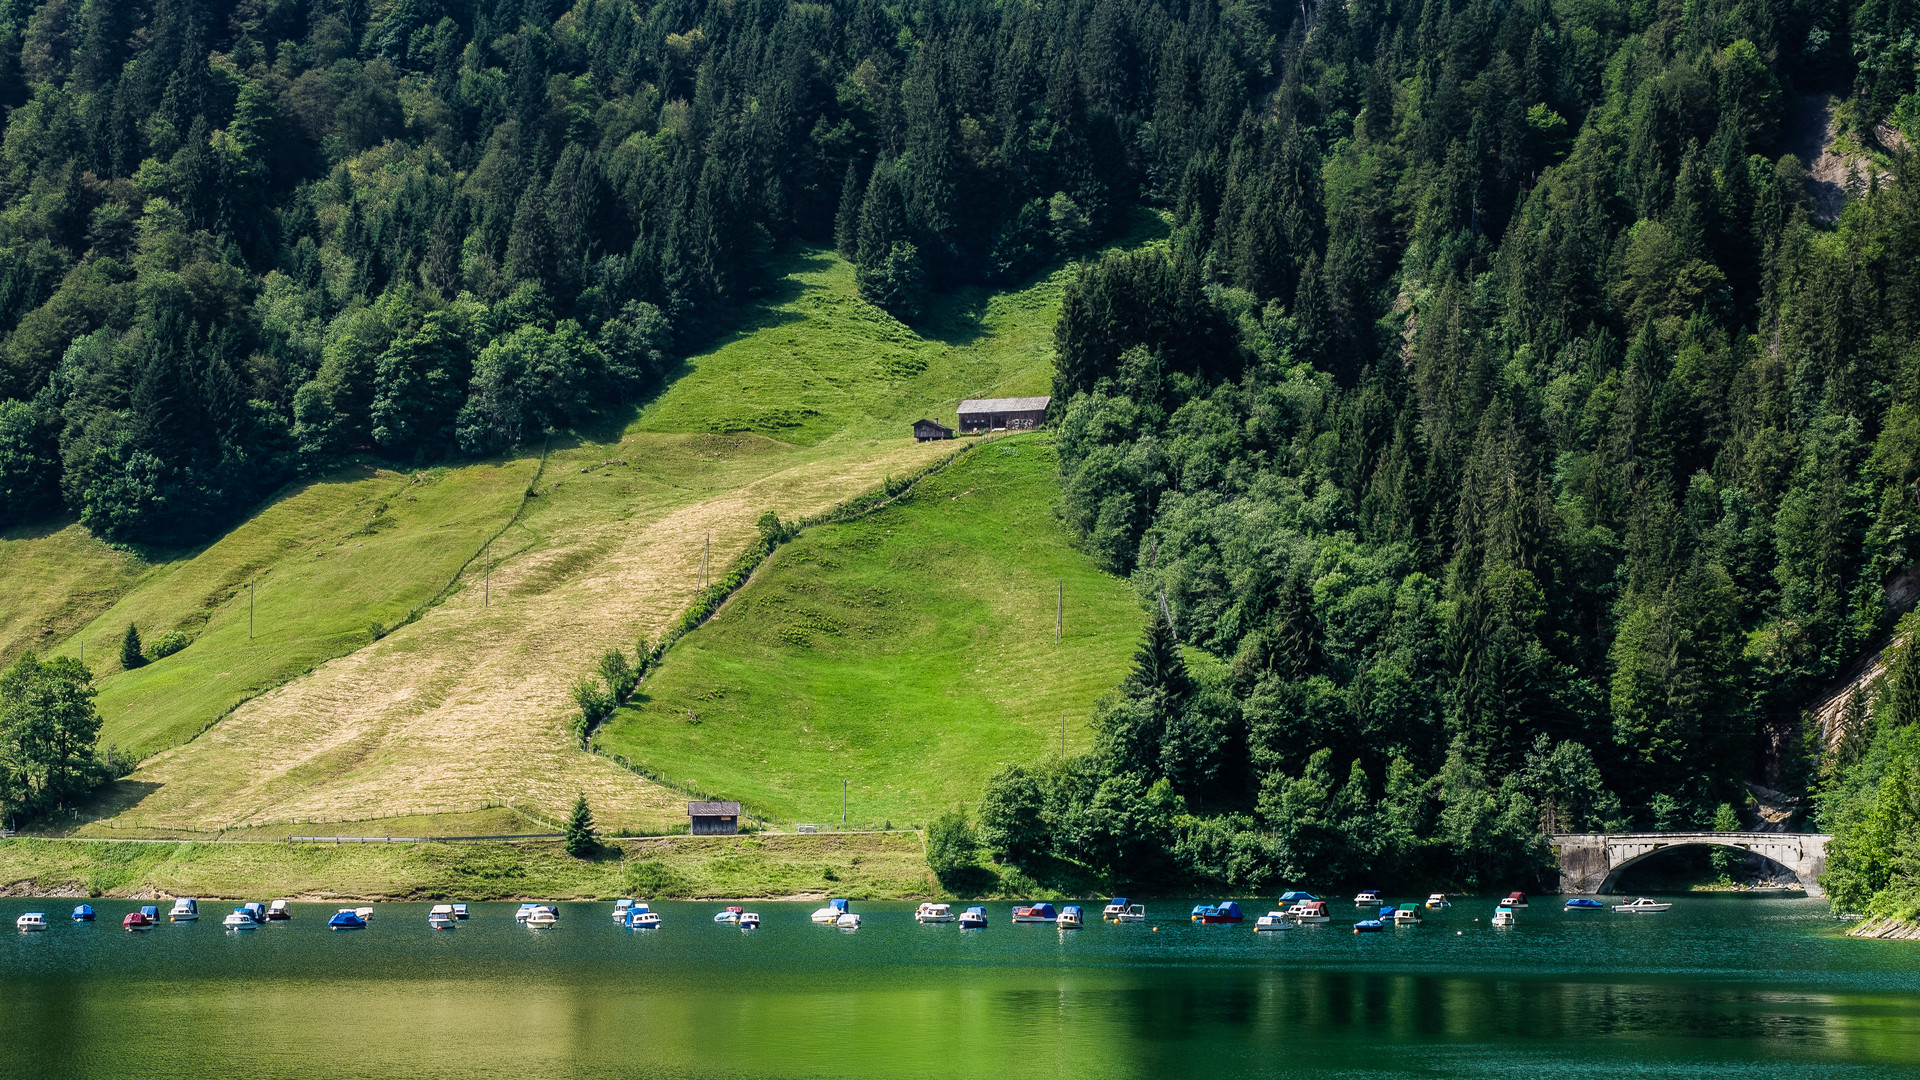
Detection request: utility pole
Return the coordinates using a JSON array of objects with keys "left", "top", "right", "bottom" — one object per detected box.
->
[
  {"left": 485, "top": 540, "right": 491, "bottom": 607},
  {"left": 249, "top": 581, "right": 255, "bottom": 640},
  {"left": 1056, "top": 579, "right": 1063, "bottom": 644}
]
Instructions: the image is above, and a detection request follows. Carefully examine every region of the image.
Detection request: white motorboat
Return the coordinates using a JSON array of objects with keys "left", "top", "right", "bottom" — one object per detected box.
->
[
  {"left": 1353, "top": 890, "right": 1383, "bottom": 905},
  {"left": 1501, "top": 892, "right": 1528, "bottom": 909},
  {"left": 739, "top": 912, "right": 760, "bottom": 929},
  {"left": 1056, "top": 906, "right": 1084, "bottom": 929},
  {"left": 169, "top": 898, "right": 199, "bottom": 922},
  {"left": 612, "top": 899, "right": 635, "bottom": 921},
  {"left": 630, "top": 910, "right": 661, "bottom": 929},
  {"left": 1424, "top": 893, "right": 1450, "bottom": 909},
  {"left": 526, "top": 906, "right": 558, "bottom": 928},
  {"left": 1100, "top": 897, "right": 1133, "bottom": 920},
  {"left": 354, "top": 907, "right": 375, "bottom": 921},
  {"left": 16, "top": 912, "right": 47, "bottom": 932},
  {"left": 915, "top": 903, "right": 955, "bottom": 923},
  {"left": 1492, "top": 906, "right": 1516, "bottom": 927},
  {"left": 516, "top": 904, "right": 537, "bottom": 922},
  {"left": 1253, "top": 911, "right": 1296, "bottom": 931},
  {"left": 429, "top": 905, "right": 457, "bottom": 929},
  {"left": 223, "top": 908, "right": 259, "bottom": 929},
  {"left": 812, "top": 899, "right": 850, "bottom": 923},
  {"left": 1392, "top": 903, "right": 1423, "bottom": 925},
  {"left": 266, "top": 900, "right": 292, "bottom": 921},
  {"left": 1612, "top": 897, "right": 1672, "bottom": 913},
  {"left": 450, "top": 904, "right": 469, "bottom": 920},
  {"left": 834, "top": 911, "right": 861, "bottom": 929},
  {"left": 1286, "top": 901, "right": 1331, "bottom": 924},
  {"left": 714, "top": 906, "right": 743, "bottom": 923},
  {"left": 1112, "top": 903, "right": 1147, "bottom": 923}
]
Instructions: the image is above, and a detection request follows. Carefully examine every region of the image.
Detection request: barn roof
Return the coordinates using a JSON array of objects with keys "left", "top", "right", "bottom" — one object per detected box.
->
[
  {"left": 913, "top": 418, "right": 953, "bottom": 429},
  {"left": 956, "top": 396, "right": 1051, "bottom": 414},
  {"left": 688, "top": 801, "right": 741, "bottom": 816}
]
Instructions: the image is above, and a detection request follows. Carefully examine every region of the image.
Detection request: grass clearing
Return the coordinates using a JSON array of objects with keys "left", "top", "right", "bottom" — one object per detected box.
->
[
  {"left": 0, "top": 832, "right": 932, "bottom": 901},
  {"left": 597, "top": 431, "right": 1143, "bottom": 828},
  {"left": 0, "top": 522, "right": 152, "bottom": 667}
]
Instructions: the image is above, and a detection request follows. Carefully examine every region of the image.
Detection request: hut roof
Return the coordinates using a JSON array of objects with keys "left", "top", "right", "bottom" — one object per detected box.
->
[
  {"left": 956, "top": 396, "right": 1051, "bottom": 414},
  {"left": 688, "top": 801, "right": 742, "bottom": 816}
]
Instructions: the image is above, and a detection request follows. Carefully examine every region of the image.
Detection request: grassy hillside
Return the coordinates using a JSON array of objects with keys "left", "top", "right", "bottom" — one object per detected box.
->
[
  {"left": 597, "top": 431, "right": 1142, "bottom": 828},
  {"left": 0, "top": 832, "right": 932, "bottom": 901},
  {"left": 0, "top": 522, "right": 151, "bottom": 667},
  {"left": 25, "top": 244, "right": 1102, "bottom": 838}
]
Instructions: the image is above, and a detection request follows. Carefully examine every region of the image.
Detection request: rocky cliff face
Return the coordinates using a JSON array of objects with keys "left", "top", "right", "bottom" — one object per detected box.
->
[{"left": 1847, "top": 917, "right": 1920, "bottom": 941}]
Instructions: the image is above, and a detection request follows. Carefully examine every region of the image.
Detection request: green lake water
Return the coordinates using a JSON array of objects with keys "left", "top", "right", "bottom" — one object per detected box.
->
[{"left": 2, "top": 895, "right": 1915, "bottom": 1079}]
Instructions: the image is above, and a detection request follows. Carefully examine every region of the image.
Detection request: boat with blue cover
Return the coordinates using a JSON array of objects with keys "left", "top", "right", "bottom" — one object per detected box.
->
[
  {"left": 1057, "top": 906, "right": 1084, "bottom": 928},
  {"left": 1011, "top": 903, "right": 1057, "bottom": 923},
  {"left": 811, "top": 899, "right": 849, "bottom": 924},
  {"left": 71, "top": 904, "right": 94, "bottom": 922},
  {"left": 1353, "top": 890, "right": 1383, "bottom": 905},
  {"left": 958, "top": 906, "right": 988, "bottom": 928},
  {"left": 1198, "top": 901, "right": 1243, "bottom": 924},
  {"left": 169, "top": 898, "right": 198, "bottom": 922},
  {"left": 1100, "top": 898, "right": 1131, "bottom": 920},
  {"left": 1564, "top": 898, "right": 1604, "bottom": 909},
  {"left": 328, "top": 909, "right": 366, "bottom": 930},
  {"left": 224, "top": 908, "right": 260, "bottom": 929},
  {"left": 628, "top": 907, "right": 661, "bottom": 929},
  {"left": 1353, "top": 919, "right": 1385, "bottom": 933},
  {"left": 1279, "top": 891, "right": 1319, "bottom": 903}
]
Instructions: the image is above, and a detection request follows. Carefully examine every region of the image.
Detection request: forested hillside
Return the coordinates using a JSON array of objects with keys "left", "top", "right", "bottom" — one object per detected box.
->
[
  {"left": 952, "top": 0, "right": 1920, "bottom": 898},
  {"left": 0, "top": 0, "right": 1916, "bottom": 901}
]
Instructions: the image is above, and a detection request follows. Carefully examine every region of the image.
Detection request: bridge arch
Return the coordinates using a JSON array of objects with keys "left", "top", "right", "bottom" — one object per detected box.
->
[{"left": 1552, "top": 832, "right": 1829, "bottom": 898}]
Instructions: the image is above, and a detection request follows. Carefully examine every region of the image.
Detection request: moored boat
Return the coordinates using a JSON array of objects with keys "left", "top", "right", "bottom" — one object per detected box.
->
[
  {"left": 1491, "top": 906, "right": 1516, "bottom": 927},
  {"left": 834, "top": 911, "right": 861, "bottom": 929},
  {"left": 1501, "top": 891, "right": 1528, "bottom": 909},
  {"left": 1424, "top": 893, "right": 1450, "bottom": 909},
  {"left": 1057, "top": 906, "right": 1084, "bottom": 929},
  {"left": 1611, "top": 897, "right": 1672, "bottom": 913},
  {"left": 1353, "top": 890, "right": 1383, "bottom": 905},
  {"left": 612, "top": 898, "right": 635, "bottom": 921},
  {"left": 1100, "top": 898, "right": 1132, "bottom": 920},
  {"left": 739, "top": 912, "right": 760, "bottom": 929},
  {"left": 1279, "top": 891, "right": 1319, "bottom": 904},
  {"left": 516, "top": 903, "right": 537, "bottom": 923},
  {"left": 328, "top": 909, "right": 366, "bottom": 930},
  {"left": 223, "top": 908, "right": 259, "bottom": 929},
  {"left": 169, "top": 898, "right": 199, "bottom": 922},
  {"left": 1200, "top": 901, "right": 1244, "bottom": 924},
  {"left": 915, "top": 903, "right": 955, "bottom": 923},
  {"left": 1012, "top": 903, "right": 1057, "bottom": 923},
  {"left": 1253, "top": 911, "right": 1295, "bottom": 931},
  {"left": 629, "top": 908, "right": 661, "bottom": 929},
  {"left": 123, "top": 910, "right": 154, "bottom": 931},
  {"left": 1287, "top": 900, "right": 1331, "bottom": 924},
  {"left": 714, "top": 906, "right": 744, "bottom": 923},
  {"left": 139, "top": 905, "right": 160, "bottom": 924},
  {"left": 243, "top": 903, "right": 268, "bottom": 923},
  {"left": 525, "top": 905, "right": 558, "bottom": 928},
  {"left": 1113, "top": 904, "right": 1147, "bottom": 923},
  {"left": 266, "top": 900, "right": 292, "bottom": 921},
  {"left": 71, "top": 904, "right": 94, "bottom": 922},
  {"left": 451, "top": 904, "right": 468, "bottom": 920},
  {"left": 1564, "top": 897, "right": 1604, "bottom": 910},
  {"left": 958, "top": 906, "right": 988, "bottom": 928},
  {"left": 429, "top": 905, "right": 457, "bottom": 929},
  {"left": 1393, "top": 903, "right": 1423, "bottom": 925},
  {"left": 352, "top": 906, "right": 374, "bottom": 921},
  {"left": 17, "top": 912, "right": 47, "bottom": 932},
  {"left": 1353, "top": 919, "right": 1385, "bottom": 933},
  {"left": 811, "top": 899, "right": 850, "bottom": 924}
]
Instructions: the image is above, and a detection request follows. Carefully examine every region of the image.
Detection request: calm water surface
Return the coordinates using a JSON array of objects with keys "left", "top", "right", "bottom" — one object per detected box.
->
[{"left": 2, "top": 895, "right": 1915, "bottom": 1079}]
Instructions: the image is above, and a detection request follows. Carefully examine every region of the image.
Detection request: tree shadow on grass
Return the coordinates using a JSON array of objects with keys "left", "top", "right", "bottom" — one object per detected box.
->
[{"left": 24, "top": 779, "right": 164, "bottom": 837}]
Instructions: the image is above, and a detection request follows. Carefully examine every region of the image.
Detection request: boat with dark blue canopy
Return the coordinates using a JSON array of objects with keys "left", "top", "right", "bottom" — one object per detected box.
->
[{"left": 71, "top": 904, "right": 94, "bottom": 922}]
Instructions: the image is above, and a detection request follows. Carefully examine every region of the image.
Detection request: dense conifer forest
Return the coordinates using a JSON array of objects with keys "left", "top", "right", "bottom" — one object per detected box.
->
[{"left": 0, "top": 0, "right": 1914, "bottom": 907}]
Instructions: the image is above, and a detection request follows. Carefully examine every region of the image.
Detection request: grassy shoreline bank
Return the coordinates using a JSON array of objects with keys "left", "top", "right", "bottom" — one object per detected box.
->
[{"left": 0, "top": 832, "right": 935, "bottom": 902}]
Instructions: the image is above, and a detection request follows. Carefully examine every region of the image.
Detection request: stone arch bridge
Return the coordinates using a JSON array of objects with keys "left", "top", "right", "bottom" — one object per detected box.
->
[{"left": 1552, "top": 832, "right": 1830, "bottom": 898}]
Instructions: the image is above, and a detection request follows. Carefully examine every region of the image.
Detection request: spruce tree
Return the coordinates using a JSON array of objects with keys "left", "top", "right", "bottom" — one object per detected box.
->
[
  {"left": 564, "top": 794, "right": 597, "bottom": 858},
  {"left": 834, "top": 164, "right": 862, "bottom": 259},
  {"left": 119, "top": 624, "right": 143, "bottom": 670}
]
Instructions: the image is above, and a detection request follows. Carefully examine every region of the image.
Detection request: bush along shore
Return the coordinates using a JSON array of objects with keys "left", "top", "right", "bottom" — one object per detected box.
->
[{"left": 0, "top": 832, "right": 934, "bottom": 902}]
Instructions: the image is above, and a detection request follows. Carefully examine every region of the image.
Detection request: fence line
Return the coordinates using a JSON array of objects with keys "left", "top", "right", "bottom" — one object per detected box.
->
[{"left": 286, "top": 833, "right": 563, "bottom": 843}]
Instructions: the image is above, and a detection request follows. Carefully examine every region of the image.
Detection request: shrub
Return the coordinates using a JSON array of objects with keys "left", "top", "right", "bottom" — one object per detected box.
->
[{"left": 149, "top": 630, "right": 191, "bottom": 660}]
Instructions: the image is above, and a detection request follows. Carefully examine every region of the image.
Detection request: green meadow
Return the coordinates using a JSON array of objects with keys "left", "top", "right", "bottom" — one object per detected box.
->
[{"left": 596, "top": 431, "right": 1144, "bottom": 829}]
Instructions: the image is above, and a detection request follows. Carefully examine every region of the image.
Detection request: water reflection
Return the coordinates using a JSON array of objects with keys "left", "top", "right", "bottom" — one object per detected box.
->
[{"left": 2, "top": 897, "right": 1916, "bottom": 1079}]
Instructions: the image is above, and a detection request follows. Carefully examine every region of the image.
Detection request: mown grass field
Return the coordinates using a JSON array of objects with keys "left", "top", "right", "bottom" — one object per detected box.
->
[
  {"left": 596, "top": 431, "right": 1143, "bottom": 829},
  {"left": 0, "top": 832, "right": 932, "bottom": 901},
  {"left": 0, "top": 521, "right": 151, "bottom": 667},
  {"left": 9, "top": 243, "right": 1108, "bottom": 844}
]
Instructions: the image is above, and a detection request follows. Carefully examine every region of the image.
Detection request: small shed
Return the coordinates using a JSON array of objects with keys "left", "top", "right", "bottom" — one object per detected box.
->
[
  {"left": 688, "top": 801, "right": 741, "bottom": 835},
  {"left": 956, "top": 396, "right": 1050, "bottom": 434},
  {"left": 913, "top": 418, "right": 955, "bottom": 441}
]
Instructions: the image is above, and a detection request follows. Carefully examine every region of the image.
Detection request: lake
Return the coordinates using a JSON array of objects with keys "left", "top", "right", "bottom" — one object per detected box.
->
[{"left": 2, "top": 895, "right": 1915, "bottom": 1078}]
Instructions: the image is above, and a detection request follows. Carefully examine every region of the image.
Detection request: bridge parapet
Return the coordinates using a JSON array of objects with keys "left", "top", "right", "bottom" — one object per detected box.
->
[{"left": 1549, "top": 831, "right": 1829, "bottom": 898}]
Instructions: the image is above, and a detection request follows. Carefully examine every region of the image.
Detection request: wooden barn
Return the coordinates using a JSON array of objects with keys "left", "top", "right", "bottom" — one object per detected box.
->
[
  {"left": 688, "top": 801, "right": 742, "bottom": 835},
  {"left": 913, "top": 418, "right": 955, "bottom": 441},
  {"left": 956, "top": 396, "right": 1050, "bottom": 434}
]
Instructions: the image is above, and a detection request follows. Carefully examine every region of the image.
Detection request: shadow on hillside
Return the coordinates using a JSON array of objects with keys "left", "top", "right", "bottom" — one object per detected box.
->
[
  {"left": 25, "top": 779, "right": 164, "bottom": 838},
  {"left": 0, "top": 515, "right": 80, "bottom": 542}
]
